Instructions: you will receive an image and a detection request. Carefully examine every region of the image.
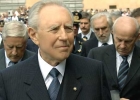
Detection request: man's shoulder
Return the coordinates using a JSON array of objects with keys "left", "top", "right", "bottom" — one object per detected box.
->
[
  {"left": 1, "top": 54, "right": 37, "bottom": 75},
  {"left": 83, "top": 37, "right": 98, "bottom": 46},
  {"left": 24, "top": 49, "right": 35, "bottom": 56},
  {"left": 90, "top": 44, "right": 114, "bottom": 52},
  {"left": 68, "top": 54, "right": 103, "bottom": 66}
]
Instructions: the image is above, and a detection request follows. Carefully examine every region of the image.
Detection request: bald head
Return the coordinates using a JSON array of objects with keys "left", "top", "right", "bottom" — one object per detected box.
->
[
  {"left": 113, "top": 16, "right": 139, "bottom": 36},
  {"left": 112, "top": 16, "right": 140, "bottom": 56}
]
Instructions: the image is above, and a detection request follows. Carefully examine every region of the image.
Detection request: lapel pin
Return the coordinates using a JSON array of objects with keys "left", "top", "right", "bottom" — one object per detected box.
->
[{"left": 73, "top": 87, "right": 77, "bottom": 91}]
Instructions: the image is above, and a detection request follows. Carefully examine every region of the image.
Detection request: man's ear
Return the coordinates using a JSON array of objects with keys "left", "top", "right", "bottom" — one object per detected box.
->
[{"left": 28, "top": 27, "right": 39, "bottom": 45}]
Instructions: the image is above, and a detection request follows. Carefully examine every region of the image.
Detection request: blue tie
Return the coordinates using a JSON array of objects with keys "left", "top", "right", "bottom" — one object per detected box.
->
[
  {"left": 118, "top": 56, "right": 129, "bottom": 90},
  {"left": 48, "top": 68, "right": 60, "bottom": 100}
]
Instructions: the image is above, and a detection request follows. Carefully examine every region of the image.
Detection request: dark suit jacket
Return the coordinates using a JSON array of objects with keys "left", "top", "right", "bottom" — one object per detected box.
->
[
  {"left": 81, "top": 36, "right": 98, "bottom": 57},
  {"left": 77, "top": 31, "right": 95, "bottom": 40},
  {"left": 0, "top": 40, "right": 3, "bottom": 49},
  {"left": 26, "top": 39, "right": 38, "bottom": 53},
  {"left": 0, "top": 48, "right": 35, "bottom": 70},
  {"left": 88, "top": 44, "right": 140, "bottom": 99},
  {"left": 72, "top": 36, "right": 83, "bottom": 56},
  {"left": 81, "top": 34, "right": 114, "bottom": 57},
  {"left": 136, "top": 40, "right": 140, "bottom": 47},
  {"left": 0, "top": 54, "right": 111, "bottom": 100}
]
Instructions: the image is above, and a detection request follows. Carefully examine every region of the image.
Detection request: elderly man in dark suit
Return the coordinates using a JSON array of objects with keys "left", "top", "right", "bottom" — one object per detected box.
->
[
  {"left": 88, "top": 16, "right": 140, "bottom": 100},
  {"left": 81, "top": 12, "right": 114, "bottom": 57},
  {"left": 0, "top": 21, "right": 35, "bottom": 70},
  {"left": 0, "top": 1, "right": 111, "bottom": 100}
]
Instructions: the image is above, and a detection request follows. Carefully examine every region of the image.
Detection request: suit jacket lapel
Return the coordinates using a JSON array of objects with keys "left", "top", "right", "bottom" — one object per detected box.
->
[
  {"left": 0, "top": 49, "right": 6, "bottom": 70},
  {"left": 89, "top": 32, "right": 94, "bottom": 39},
  {"left": 24, "top": 54, "right": 50, "bottom": 100},
  {"left": 104, "top": 45, "right": 118, "bottom": 84},
  {"left": 123, "top": 46, "right": 140, "bottom": 89},
  {"left": 61, "top": 55, "right": 82, "bottom": 100}
]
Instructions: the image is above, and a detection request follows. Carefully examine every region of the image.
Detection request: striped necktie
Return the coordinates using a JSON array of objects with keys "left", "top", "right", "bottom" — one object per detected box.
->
[
  {"left": 48, "top": 68, "right": 60, "bottom": 100},
  {"left": 118, "top": 55, "right": 129, "bottom": 90}
]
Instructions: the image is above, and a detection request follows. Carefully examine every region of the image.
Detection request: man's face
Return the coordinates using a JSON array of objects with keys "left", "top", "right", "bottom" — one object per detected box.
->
[
  {"left": 29, "top": 5, "right": 74, "bottom": 66},
  {"left": 92, "top": 16, "right": 112, "bottom": 43},
  {"left": 73, "top": 24, "right": 79, "bottom": 36},
  {"left": 3, "top": 37, "right": 26, "bottom": 62},
  {"left": 79, "top": 18, "right": 90, "bottom": 35},
  {"left": 113, "top": 26, "right": 138, "bottom": 56}
]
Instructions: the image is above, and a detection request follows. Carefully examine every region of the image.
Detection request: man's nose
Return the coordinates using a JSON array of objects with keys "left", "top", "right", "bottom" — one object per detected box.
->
[
  {"left": 99, "top": 29, "right": 103, "bottom": 36},
  {"left": 11, "top": 47, "right": 17, "bottom": 55}
]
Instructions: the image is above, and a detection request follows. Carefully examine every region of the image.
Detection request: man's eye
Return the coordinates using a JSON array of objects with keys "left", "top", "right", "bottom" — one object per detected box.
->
[
  {"left": 52, "top": 27, "right": 59, "bottom": 31},
  {"left": 17, "top": 46, "right": 22, "bottom": 49},
  {"left": 48, "top": 27, "right": 59, "bottom": 33},
  {"left": 65, "top": 27, "right": 73, "bottom": 33},
  {"left": 95, "top": 28, "right": 99, "bottom": 31},
  {"left": 101, "top": 27, "right": 107, "bottom": 30},
  {"left": 8, "top": 46, "right": 13, "bottom": 49}
]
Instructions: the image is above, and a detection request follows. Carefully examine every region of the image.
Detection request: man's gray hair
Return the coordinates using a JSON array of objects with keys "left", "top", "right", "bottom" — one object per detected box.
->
[
  {"left": 28, "top": 0, "right": 74, "bottom": 30},
  {"left": 110, "top": 11, "right": 122, "bottom": 20},
  {"left": 2, "top": 21, "right": 28, "bottom": 40},
  {"left": 90, "top": 12, "right": 113, "bottom": 30}
]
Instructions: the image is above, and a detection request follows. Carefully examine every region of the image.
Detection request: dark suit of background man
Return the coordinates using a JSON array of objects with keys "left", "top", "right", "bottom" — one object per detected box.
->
[
  {"left": 0, "top": 1, "right": 111, "bottom": 100},
  {"left": 81, "top": 12, "right": 114, "bottom": 57},
  {"left": 88, "top": 16, "right": 140, "bottom": 100},
  {"left": 0, "top": 21, "right": 34, "bottom": 70},
  {"left": 77, "top": 12, "right": 95, "bottom": 42}
]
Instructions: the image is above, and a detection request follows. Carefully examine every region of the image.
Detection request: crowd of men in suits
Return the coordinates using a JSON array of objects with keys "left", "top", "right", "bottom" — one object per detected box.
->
[
  {"left": 72, "top": 7, "right": 140, "bottom": 100},
  {"left": 0, "top": 0, "right": 140, "bottom": 100}
]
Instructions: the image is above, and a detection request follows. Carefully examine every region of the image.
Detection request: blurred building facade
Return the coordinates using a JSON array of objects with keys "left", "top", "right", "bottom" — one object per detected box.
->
[{"left": 0, "top": 0, "right": 140, "bottom": 13}]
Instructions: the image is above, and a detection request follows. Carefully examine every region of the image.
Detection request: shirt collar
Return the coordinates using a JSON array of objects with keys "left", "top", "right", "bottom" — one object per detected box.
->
[
  {"left": 116, "top": 48, "right": 133, "bottom": 60},
  {"left": 38, "top": 49, "right": 66, "bottom": 81},
  {"left": 81, "top": 29, "right": 92, "bottom": 40},
  {"left": 98, "top": 33, "right": 113, "bottom": 47}
]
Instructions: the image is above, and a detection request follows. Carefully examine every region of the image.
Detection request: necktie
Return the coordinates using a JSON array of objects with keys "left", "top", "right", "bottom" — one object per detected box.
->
[
  {"left": 8, "top": 61, "right": 17, "bottom": 67},
  {"left": 83, "top": 36, "right": 87, "bottom": 41},
  {"left": 118, "top": 56, "right": 129, "bottom": 90},
  {"left": 48, "top": 68, "right": 60, "bottom": 100},
  {"left": 102, "top": 43, "right": 108, "bottom": 46}
]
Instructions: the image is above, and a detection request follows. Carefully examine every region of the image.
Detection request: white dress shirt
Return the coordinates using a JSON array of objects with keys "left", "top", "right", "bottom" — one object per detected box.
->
[
  {"left": 116, "top": 51, "right": 133, "bottom": 76},
  {"left": 38, "top": 50, "right": 66, "bottom": 89},
  {"left": 81, "top": 29, "right": 92, "bottom": 40},
  {"left": 98, "top": 34, "right": 113, "bottom": 47}
]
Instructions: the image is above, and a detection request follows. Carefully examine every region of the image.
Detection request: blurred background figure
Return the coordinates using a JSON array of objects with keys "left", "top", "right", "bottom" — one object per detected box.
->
[
  {"left": 81, "top": 12, "right": 114, "bottom": 57},
  {"left": 78, "top": 12, "right": 94, "bottom": 41},
  {"left": 0, "top": 21, "right": 35, "bottom": 70},
  {"left": 0, "top": 20, "right": 4, "bottom": 49},
  {"left": 110, "top": 11, "right": 122, "bottom": 23},
  {"left": 130, "top": 7, "right": 140, "bottom": 47},
  {"left": 72, "top": 11, "right": 83, "bottom": 55}
]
